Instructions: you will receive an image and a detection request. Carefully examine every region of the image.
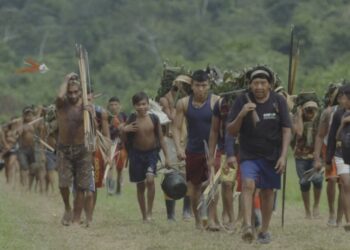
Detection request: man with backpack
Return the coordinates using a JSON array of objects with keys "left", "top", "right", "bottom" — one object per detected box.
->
[
  {"left": 227, "top": 66, "right": 291, "bottom": 244},
  {"left": 326, "top": 84, "right": 350, "bottom": 231},
  {"left": 292, "top": 93, "right": 322, "bottom": 219},
  {"left": 120, "top": 91, "right": 169, "bottom": 222},
  {"left": 173, "top": 69, "right": 220, "bottom": 230}
]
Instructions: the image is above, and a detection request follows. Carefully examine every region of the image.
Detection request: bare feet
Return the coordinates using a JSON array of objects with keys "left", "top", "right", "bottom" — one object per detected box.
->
[
  {"left": 222, "top": 223, "right": 235, "bottom": 233},
  {"left": 206, "top": 221, "right": 221, "bottom": 232},
  {"left": 195, "top": 221, "right": 203, "bottom": 230},
  {"left": 305, "top": 211, "right": 312, "bottom": 219},
  {"left": 241, "top": 225, "right": 254, "bottom": 243},
  {"left": 61, "top": 210, "right": 73, "bottom": 226},
  {"left": 313, "top": 207, "right": 320, "bottom": 219}
]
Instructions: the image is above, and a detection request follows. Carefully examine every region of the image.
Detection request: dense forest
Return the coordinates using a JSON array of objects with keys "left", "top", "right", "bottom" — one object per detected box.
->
[{"left": 1, "top": 0, "right": 350, "bottom": 120}]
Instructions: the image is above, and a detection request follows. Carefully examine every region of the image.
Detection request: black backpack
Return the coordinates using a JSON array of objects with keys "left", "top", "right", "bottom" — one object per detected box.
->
[{"left": 341, "top": 112, "right": 350, "bottom": 164}]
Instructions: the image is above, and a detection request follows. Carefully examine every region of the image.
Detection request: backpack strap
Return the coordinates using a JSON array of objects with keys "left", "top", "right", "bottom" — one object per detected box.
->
[{"left": 149, "top": 113, "right": 161, "bottom": 149}]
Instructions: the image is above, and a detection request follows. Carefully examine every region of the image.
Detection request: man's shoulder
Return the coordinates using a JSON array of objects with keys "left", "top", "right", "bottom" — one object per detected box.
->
[
  {"left": 55, "top": 98, "right": 68, "bottom": 109},
  {"left": 334, "top": 107, "right": 345, "bottom": 118},
  {"left": 177, "top": 96, "right": 190, "bottom": 109},
  {"left": 270, "top": 91, "right": 286, "bottom": 103}
]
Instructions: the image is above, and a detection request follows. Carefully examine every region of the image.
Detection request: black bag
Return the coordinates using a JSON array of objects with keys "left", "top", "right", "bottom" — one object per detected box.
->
[{"left": 161, "top": 170, "right": 187, "bottom": 200}]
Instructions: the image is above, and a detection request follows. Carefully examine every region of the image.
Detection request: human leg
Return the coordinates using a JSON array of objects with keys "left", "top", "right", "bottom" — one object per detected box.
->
[
  {"left": 136, "top": 182, "right": 147, "bottom": 220},
  {"left": 145, "top": 174, "right": 155, "bottom": 220},
  {"left": 259, "top": 189, "right": 274, "bottom": 233},
  {"left": 60, "top": 187, "right": 72, "bottom": 225},
  {"left": 73, "top": 190, "right": 85, "bottom": 224},
  {"left": 295, "top": 159, "right": 312, "bottom": 218},
  {"left": 221, "top": 181, "right": 234, "bottom": 228},
  {"left": 190, "top": 182, "right": 202, "bottom": 229},
  {"left": 327, "top": 177, "right": 337, "bottom": 223}
]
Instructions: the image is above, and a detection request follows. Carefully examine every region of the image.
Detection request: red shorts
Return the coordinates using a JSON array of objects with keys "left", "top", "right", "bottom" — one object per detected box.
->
[
  {"left": 94, "top": 148, "right": 105, "bottom": 188},
  {"left": 185, "top": 151, "right": 208, "bottom": 185},
  {"left": 322, "top": 144, "right": 337, "bottom": 180},
  {"left": 115, "top": 148, "right": 127, "bottom": 171}
]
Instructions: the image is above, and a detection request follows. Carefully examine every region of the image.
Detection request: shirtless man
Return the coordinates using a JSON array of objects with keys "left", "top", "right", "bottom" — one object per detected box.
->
[
  {"left": 17, "top": 106, "right": 46, "bottom": 192},
  {"left": 173, "top": 70, "right": 220, "bottom": 229},
  {"left": 2, "top": 118, "right": 20, "bottom": 187},
  {"left": 121, "top": 91, "right": 169, "bottom": 221},
  {"left": 56, "top": 73, "right": 94, "bottom": 226},
  {"left": 107, "top": 97, "right": 127, "bottom": 195},
  {"left": 314, "top": 83, "right": 344, "bottom": 226}
]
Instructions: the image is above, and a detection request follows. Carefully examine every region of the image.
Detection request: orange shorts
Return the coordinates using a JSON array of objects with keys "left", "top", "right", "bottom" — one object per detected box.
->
[
  {"left": 94, "top": 148, "right": 105, "bottom": 188},
  {"left": 322, "top": 144, "right": 337, "bottom": 180},
  {"left": 115, "top": 148, "right": 127, "bottom": 171}
]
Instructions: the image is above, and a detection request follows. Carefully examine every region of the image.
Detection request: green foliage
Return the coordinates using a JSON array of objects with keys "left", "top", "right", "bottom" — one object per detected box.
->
[{"left": 0, "top": 0, "right": 350, "bottom": 121}]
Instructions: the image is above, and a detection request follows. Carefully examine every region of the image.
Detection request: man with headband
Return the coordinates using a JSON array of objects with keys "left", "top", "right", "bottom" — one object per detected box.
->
[
  {"left": 292, "top": 94, "right": 322, "bottom": 220},
  {"left": 227, "top": 66, "right": 291, "bottom": 244}
]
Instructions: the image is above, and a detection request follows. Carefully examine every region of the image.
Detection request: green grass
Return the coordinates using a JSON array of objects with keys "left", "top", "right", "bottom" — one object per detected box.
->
[{"left": 0, "top": 154, "right": 348, "bottom": 250}]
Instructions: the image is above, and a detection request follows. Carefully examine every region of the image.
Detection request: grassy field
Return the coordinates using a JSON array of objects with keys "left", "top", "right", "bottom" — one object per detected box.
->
[{"left": 1, "top": 155, "right": 350, "bottom": 250}]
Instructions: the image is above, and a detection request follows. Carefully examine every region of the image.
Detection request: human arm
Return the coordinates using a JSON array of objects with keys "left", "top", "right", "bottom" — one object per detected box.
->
[
  {"left": 326, "top": 110, "right": 342, "bottom": 165},
  {"left": 274, "top": 127, "right": 292, "bottom": 174},
  {"left": 159, "top": 97, "right": 175, "bottom": 121},
  {"left": 226, "top": 96, "right": 255, "bottom": 136},
  {"left": 313, "top": 109, "right": 330, "bottom": 170},
  {"left": 101, "top": 110, "right": 110, "bottom": 138},
  {"left": 208, "top": 115, "right": 220, "bottom": 170},
  {"left": 173, "top": 98, "right": 186, "bottom": 160},
  {"left": 56, "top": 72, "right": 78, "bottom": 107},
  {"left": 158, "top": 120, "right": 170, "bottom": 168},
  {"left": 225, "top": 134, "right": 237, "bottom": 169}
]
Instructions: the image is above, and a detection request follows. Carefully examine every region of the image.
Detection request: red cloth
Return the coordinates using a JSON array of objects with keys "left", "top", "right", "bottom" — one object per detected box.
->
[
  {"left": 115, "top": 148, "right": 128, "bottom": 171},
  {"left": 185, "top": 151, "right": 208, "bottom": 185},
  {"left": 94, "top": 148, "right": 105, "bottom": 188}
]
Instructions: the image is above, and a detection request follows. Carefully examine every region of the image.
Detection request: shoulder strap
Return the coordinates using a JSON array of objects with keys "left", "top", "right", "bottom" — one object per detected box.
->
[
  {"left": 149, "top": 113, "right": 160, "bottom": 148},
  {"left": 127, "top": 113, "right": 137, "bottom": 124}
]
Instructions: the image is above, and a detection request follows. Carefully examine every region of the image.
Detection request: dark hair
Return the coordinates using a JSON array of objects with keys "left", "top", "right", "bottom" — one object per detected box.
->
[
  {"left": 132, "top": 91, "right": 149, "bottom": 105},
  {"left": 22, "top": 105, "right": 34, "bottom": 114},
  {"left": 67, "top": 79, "right": 81, "bottom": 89},
  {"left": 192, "top": 69, "right": 209, "bottom": 82},
  {"left": 339, "top": 84, "right": 350, "bottom": 98},
  {"left": 109, "top": 96, "right": 120, "bottom": 103},
  {"left": 248, "top": 66, "right": 273, "bottom": 84}
]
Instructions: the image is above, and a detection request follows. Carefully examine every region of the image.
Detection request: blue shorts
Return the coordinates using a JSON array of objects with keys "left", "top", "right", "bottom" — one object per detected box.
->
[
  {"left": 46, "top": 151, "right": 57, "bottom": 171},
  {"left": 240, "top": 159, "right": 281, "bottom": 189},
  {"left": 128, "top": 148, "right": 159, "bottom": 183}
]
